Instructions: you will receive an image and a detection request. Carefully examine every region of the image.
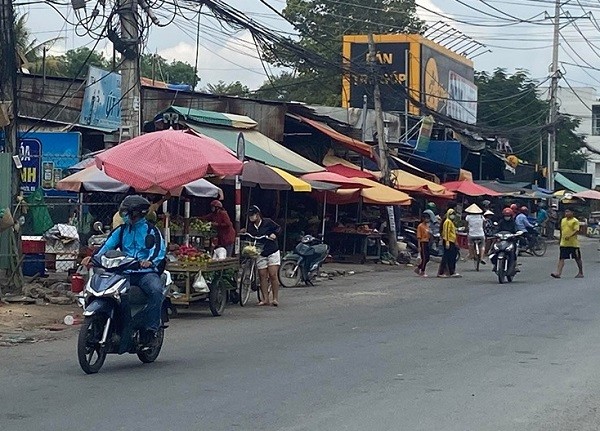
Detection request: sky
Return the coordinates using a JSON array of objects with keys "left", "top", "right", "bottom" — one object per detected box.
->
[{"left": 16, "top": 0, "right": 600, "bottom": 99}]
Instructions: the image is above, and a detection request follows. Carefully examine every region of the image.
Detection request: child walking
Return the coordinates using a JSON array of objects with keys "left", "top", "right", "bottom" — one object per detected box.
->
[{"left": 415, "top": 213, "right": 431, "bottom": 277}]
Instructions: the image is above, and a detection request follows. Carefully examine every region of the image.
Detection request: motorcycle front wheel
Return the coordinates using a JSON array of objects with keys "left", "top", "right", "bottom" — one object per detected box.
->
[
  {"left": 497, "top": 266, "right": 506, "bottom": 284},
  {"left": 279, "top": 261, "right": 301, "bottom": 288},
  {"left": 77, "top": 316, "right": 108, "bottom": 374},
  {"left": 137, "top": 327, "right": 164, "bottom": 364}
]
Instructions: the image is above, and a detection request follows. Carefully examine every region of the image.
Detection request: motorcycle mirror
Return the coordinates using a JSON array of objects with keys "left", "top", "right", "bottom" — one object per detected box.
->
[
  {"left": 93, "top": 221, "right": 103, "bottom": 233},
  {"left": 145, "top": 234, "right": 156, "bottom": 249}
]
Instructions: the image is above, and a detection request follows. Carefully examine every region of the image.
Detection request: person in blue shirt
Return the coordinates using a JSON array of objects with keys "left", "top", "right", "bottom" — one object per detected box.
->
[
  {"left": 536, "top": 204, "right": 549, "bottom": 236},
  {"left": 83, "top": 195, "right": 167, "bottom": 342},
  {"left": 515, "top": 206, "right": 534, "bottom": 248}
]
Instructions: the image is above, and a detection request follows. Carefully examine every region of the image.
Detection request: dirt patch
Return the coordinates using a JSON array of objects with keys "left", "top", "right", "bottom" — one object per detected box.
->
[{"left": 0, "top": 302, "right": 80, "bottom": 346}]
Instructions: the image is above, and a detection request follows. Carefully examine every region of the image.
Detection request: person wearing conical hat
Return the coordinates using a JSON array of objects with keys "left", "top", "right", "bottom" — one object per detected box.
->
[{"left": 465, "top": 204, "right": 486, "bottom": 265}]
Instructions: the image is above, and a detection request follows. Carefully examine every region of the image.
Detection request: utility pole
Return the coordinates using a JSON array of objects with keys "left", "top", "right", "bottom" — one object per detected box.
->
[
  {"left": 0, "top": 0, "right": 23, "bottom": 291},
  {"left": 119, "top": 0, "right": 141, "bottom": 140},
  {"left": 547, "top": 0, "right": 560, "bottom": 191},
  {"left": 368, "top": 33, "right": 398, "bottom": 257}
]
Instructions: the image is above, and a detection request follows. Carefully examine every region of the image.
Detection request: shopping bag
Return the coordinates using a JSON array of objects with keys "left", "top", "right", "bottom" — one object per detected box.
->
[{"left": 192, "top": 271, "right": 209, "bottom": 293}]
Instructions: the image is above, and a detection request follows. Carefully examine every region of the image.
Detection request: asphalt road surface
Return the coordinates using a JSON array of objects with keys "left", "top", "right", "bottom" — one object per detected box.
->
[{"left": 2, "top": 239, "right": 600, "bottom": 431}]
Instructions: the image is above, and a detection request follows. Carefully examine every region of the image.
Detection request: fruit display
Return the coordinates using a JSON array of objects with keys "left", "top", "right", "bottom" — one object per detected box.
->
[
  {"left": 189, "top": 218, "right": 215, "bottom": 236},
  {"left": 156, "top": 219, "right": 183, "bottom": 232},
  {"left": 172, "top": 244, "right": 211, "bottom": 265}
]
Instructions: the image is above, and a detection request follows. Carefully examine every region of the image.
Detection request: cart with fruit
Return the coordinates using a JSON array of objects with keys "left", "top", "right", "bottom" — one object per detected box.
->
[{"left": 166, "top": 244, "right": 239, "bottom": 316}]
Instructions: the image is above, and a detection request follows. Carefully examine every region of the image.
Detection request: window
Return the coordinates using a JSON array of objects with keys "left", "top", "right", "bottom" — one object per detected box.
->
[{"left": 592, "top": 105, "right": 600, "bottom": 135}]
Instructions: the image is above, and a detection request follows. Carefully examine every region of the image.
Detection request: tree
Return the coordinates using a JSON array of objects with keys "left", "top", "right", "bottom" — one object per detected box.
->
[
  {"left": 262, "top": 0, "right": 424, "bottom": 106},
  {"left": 61, "top": 47, "right": 109, "bottom": 79},
  {"left": 205, "top": 80, "right": 251, "bottom": 97},
  {"left": 140, "top": 54, "right": 198, "bottom": 87},
  {"left": 14, "top": 10, "right": 61, "bottom": 69},
  {"left": 476, "top": 68, "right": 587, "bottom": 170}
]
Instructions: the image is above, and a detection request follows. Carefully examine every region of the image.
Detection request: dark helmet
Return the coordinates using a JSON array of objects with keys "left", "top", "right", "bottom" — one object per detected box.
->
[
  {"left": 119, "top": 195, "right": 151, "bottom": 217},
  {"left": 248, "top": 205, "right": 261, "bottom": 215},
  {"left": 502, "top": 208, "right": 513, "bottom": 217}
]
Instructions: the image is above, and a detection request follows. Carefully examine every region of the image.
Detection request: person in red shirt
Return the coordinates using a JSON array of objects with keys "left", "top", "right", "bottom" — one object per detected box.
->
[{"left": 201, "top": 200, "right": 236, "bottom": 256}]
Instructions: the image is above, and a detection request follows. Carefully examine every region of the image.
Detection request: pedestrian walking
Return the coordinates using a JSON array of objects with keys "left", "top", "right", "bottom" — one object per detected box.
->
[
  {"left": 415, "top": 213, "right": 430, "bottom": 277},
  {"left": 551, "top": 208, "right": 583, "bottom": 279},
  {"left": 438, "top": 208, "right": 461, "bottom": 278}
]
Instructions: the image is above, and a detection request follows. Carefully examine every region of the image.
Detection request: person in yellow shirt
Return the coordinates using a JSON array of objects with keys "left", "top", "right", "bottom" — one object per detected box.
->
[
  {"left": 551, "top": 208, "right": 583, "bottom": 279},
  {"left": 437, "top": 208, "right": 461, "bottom": 278}
]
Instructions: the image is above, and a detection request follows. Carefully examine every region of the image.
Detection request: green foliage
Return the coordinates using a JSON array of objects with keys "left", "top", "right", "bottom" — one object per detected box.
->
[
  {"left": 476, "top": 68, "right": 587, "bottom": 170},
  {"left": 262, "top": 0, "right": 424, "bottom": 106},
  {"left": 204, "top": 80, "right": 251, "bottom": 97},
  {"left": 140, "top": 54, "right": 198, "bottom": 87}
]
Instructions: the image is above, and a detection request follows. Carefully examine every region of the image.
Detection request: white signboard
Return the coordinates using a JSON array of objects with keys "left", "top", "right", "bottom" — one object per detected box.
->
[{"left": 447, "top": 71, "right": 478, "bottom": 124}]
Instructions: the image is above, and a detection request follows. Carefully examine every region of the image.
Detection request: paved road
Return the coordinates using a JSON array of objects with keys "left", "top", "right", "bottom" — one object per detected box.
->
[{"left": 1, "top": 239, "right": 600, "bottom": 431}]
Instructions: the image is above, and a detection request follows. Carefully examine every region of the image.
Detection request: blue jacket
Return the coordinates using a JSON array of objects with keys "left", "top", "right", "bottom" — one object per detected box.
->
[{"left": 97, "top": 219, "right": 166, "bottom": 273}]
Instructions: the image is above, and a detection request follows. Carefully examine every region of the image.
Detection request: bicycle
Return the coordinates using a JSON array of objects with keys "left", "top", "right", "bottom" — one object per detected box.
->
[
  {"left": 238, "top": 233, "right": 272, "bottom": 306},
  {"left": 471, "top": 238, "right": 483, "bottom": 271}
]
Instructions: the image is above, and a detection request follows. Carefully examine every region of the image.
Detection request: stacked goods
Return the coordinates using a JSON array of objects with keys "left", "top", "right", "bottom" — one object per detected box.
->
[
  {"left": 172, "top": 244, "right": 211, "bottom": 265},
  {"left": 189, "top": 218, "right": 214, "bottom": 235}
]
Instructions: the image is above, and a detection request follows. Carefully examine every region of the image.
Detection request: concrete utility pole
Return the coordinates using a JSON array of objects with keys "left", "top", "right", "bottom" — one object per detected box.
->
[
  {"left": 0, "top": 0, "right": 23, "bottom": 291},
  {"left": 368, "top": 33, "right": 398, "bottom": 257},
  {"left": 547, "top": 0, "right": 560, "bottom": 191},
  {"left": 119, "top": 0, "right": 141, "bottom": 139}
]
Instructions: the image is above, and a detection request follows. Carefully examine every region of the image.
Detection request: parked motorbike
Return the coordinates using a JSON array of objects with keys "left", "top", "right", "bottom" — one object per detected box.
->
[
  {"left": 279, "top": 235, "right": 329, "bottom": 287},
  {"left": 489, "top": 231, "right": 523, "bottom": 284},
  {"left": 77, "top": 250, "right": 172, "bottom": 374},
  {"left": 402, "top": 226, "right": 459, "bottom": 260}
]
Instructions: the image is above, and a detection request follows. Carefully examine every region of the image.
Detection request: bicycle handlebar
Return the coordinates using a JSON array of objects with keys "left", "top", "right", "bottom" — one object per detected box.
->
[{"left": 239, "top": 232, "right": 275, "bottom": 241}]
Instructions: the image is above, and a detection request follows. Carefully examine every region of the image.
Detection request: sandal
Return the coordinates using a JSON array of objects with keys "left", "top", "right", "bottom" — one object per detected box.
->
[
  {"left": 575, "top": 274, "right": 584, "bottom": 278},
  {"left": 257, "top": 301, "right": 270, "bottom": 306},
  {"left": 550, "top": 273, "right": 561, "bottom": 279},
  {"left": 272, "top": 301, "right": 279, "bottom": 307}
]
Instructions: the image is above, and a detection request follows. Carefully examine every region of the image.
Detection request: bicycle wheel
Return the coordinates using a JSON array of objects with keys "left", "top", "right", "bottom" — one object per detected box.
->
[
  {"left": 239, "top": 263, "right": 252, "bottom": 307},
  {"left": 473, "top": 242, "right": 480, "bottom": 272},
  {"left": 531, "top": 237, "right": 547, "bottom": 257}
]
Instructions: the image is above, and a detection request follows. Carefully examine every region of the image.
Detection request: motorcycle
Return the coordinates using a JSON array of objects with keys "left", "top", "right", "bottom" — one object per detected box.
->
[
  {"left": 489, "top": 231, "right": 523, "bottom": 284},
  {"left": 518, "top": 223, "right": 547, "bottom": 257},
  {"left": 279, "top": 235, "right": 330, "bottom": 287},
  {"left": 77, "top": 250, "right": 172, "bottom": 374}
]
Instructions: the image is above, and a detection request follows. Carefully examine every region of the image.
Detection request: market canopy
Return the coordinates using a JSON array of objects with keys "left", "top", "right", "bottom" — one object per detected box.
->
[
  {"left": 313, "top": 178, "right": 411, "bottom": 206},
  {"left": 442, "top": 180, "right": 502, "bottom": 197},
  {"left": 554, "top": 173, "right": 588, "bottom": 193},
  {"left": 326, "top": 164, "right": 376, "bottom": 180},
  {"left": 573, "top": 190, "right": 600, "bottom": 200},
  {"left": 301, "top": 172, "right": 374, "bottom": 189},
  {"left": 391, "top": 170, "right": 454, "bottom": 198},
  {"left": 96, "top": 129, "right": 243, "bottom": 192},
  {"left": 162, "top": 106, "right": 324, "bottom": 174},
  {"left": 57, "top": 166, "right": 223, "bottom": 198},
  {"left": 222, "top": 160, "right": 311, "bottom": 191}
]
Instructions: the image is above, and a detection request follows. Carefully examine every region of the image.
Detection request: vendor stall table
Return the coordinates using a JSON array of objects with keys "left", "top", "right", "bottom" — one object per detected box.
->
[
  {"left": 166, "top": 258, "right": 238, "bottom": 316},
  {"left": 327, "top": 232, "right": 382, "bottom": 264}
]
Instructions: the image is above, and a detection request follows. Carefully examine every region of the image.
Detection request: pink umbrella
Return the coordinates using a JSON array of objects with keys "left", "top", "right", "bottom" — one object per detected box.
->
[
  {"left": 95, "top": 129, "right": 243, "bottom": 192},
  {"left": 573, "top": 189, "right": 600, "bottom": 200},
  {"left": 442, "top": 180, "right": 502, "bottom": 197},
  {"left": 301, "top": 171, "right": 373, "bottom": 189}
]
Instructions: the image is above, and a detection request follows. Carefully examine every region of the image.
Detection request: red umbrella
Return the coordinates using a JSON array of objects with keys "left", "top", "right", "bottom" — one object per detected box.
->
[
  {"left": 326, "top": 164, "right": 376, "bottom": 180},
  {"left": 442, "top": 180, "right": 501, "bottom": 197},
  {"left": 95, "top": 129, "right": 243, "bottom": 192},
  {"left": 301, "top": 172, "right": 373, "bottom": 189}
]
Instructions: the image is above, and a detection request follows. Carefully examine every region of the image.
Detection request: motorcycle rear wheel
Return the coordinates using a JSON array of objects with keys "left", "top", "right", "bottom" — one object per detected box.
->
[
  {"left": 77, "top": 316, "right": 108, "bottom": 374},
  {"left": 279, "top": 261, "right": 301, "bottom": 288},
  {"left": 137, "top": 327, "right": 164, "bottom": 363}
]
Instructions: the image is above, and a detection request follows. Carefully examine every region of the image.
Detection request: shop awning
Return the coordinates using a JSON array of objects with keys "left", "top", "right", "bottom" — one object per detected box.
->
[
  {"left": 442, "top": 180, "right": 502, "bottom": 197},
  {"left": 169, "top": 106, "right": 258, "bottom": 129},
  {"left": 574, "top": 189, "right": 600, "bottom": 200},
  {"left": 554, "top": 173, "right": 588, "bottom": 193},
  {"left": 269, "top": 167, "right": 312, "bottom": 192},
  {"left": 315, "top": 178, "right": 411, "bottom": 206},
  {"left": 292, "top": 115, "right": 374, "bottom": 158},
  {"left": 391, "top": 170, "right": 454, "bottom": 198},
  {"left": 187, "top": 124, "right": 323, "bottom": 174}
]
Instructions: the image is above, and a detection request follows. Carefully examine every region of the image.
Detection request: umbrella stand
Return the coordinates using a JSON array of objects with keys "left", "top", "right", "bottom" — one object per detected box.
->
[
  {"left": 335, "top": 204, "right": 339, "bottom": 223},
  {"left": 283, "top": 191, "right": 289, "bottom": 253},
  {"left": 321, "top": 191, "right": 327, "bottom": 239},
  {"left": 183, "top": 199, "right": 190, "bottom": 246}
]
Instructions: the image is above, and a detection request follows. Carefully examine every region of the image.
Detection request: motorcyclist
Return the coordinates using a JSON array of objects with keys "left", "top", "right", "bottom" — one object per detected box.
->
[
  {"left": 82, "top": 195, "right": 167, "bottom": 345},
  {"left": 492, "top": 208, "right": 519, "bottom": 272},
  {"left": 515, "top": 206, "right": 534, "bottom": 248}
]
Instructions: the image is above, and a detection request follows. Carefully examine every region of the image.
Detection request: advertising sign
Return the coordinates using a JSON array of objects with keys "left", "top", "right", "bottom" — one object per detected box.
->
[
  {"left": 17, "top": 132, "right": 81, "bottom": 196},
  {"left": 421, "top": 44, "right": 477, "bottom": 124},
  {"left": 80, "top": 66, "right": 121, "bottom": 131},
  {"left": 343, "top": 36, "right": 410, "bottom": 112}
]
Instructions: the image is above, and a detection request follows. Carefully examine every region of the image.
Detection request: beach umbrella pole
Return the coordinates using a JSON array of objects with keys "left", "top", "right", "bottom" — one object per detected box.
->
[
  {"left": 183, "top": 199, "right": 190, "bottom": 246},
  {"left": 283, "top": 191, "right": 288, "bottom": 253}
]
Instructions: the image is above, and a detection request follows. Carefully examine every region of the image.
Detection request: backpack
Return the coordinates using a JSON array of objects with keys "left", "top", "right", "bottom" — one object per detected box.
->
[{"left": 117, "top": 222, "right": 166, "bottom": 274}]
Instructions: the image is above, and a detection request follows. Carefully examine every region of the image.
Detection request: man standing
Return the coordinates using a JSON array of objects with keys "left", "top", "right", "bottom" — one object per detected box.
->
[
  {"left": 547, "top": 203, "right": 558, "bottom": 239},
  {"left": 536, "top": 203, "right": 549, "bottom": 237},
  {"left": 551, "top": 208, "right": 583, "bottom": 279}
]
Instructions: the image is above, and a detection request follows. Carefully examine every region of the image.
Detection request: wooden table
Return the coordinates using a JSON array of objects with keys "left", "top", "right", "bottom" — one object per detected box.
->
[
  {"left": 327, "top": 232, "right": 382, "bottom": 264},
  {"left": 166, "top": 258, "right": 239, "bottom": 316}
]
